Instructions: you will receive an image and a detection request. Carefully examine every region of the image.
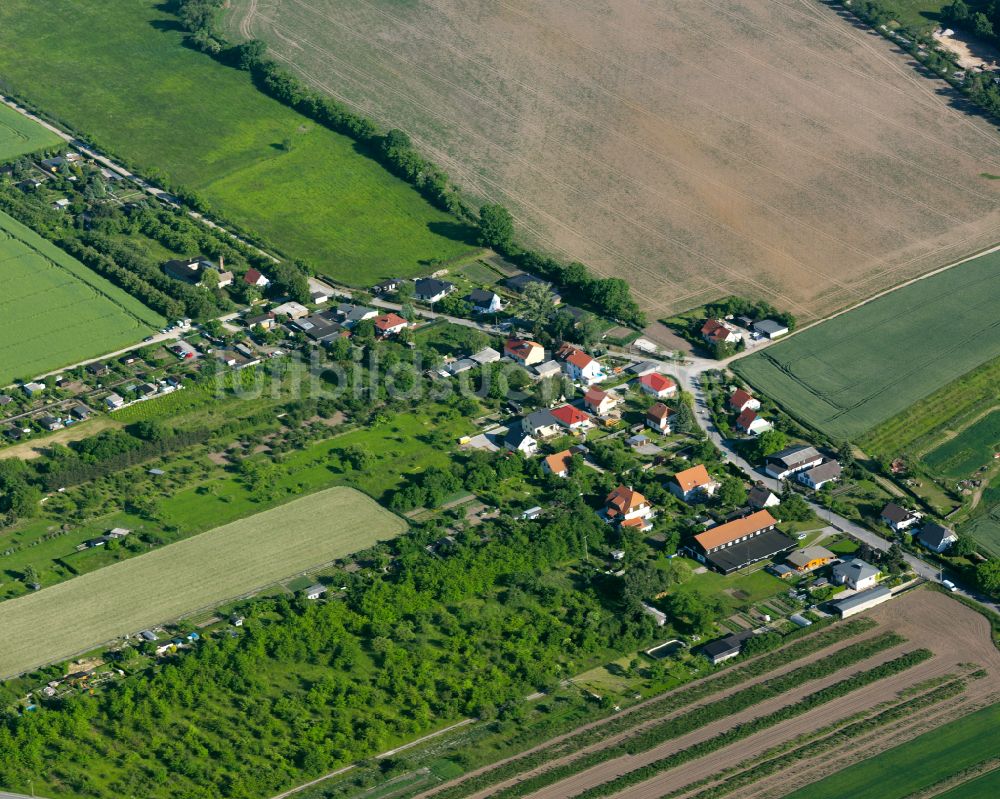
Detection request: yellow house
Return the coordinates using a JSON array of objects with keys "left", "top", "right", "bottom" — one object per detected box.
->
[{"left": 785, "top": 545, "right": 835, "bottom": 572}]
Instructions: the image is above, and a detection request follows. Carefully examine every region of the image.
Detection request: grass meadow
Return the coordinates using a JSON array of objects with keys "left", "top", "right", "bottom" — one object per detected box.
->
[
  {"left": 0, "top": 102, "right": 61, "bottom": 160},
  {"left": 783, "top": 701, "right": 1000, "bottom": 799},
  {"left": 961, "top": 476, "right": 1000, "bottom": 557},
  {"left": 0, "top": 487, "right": 405, "bottom": 678},
  {"left": 734, "top": 249, "right": 1000, "bottom": 440},
  {"left": 0, "top": 209, "right": 163, "bottom": 384},
  {"left": 0, "top": 0, "right": 476, "bottom": 284},
  {"left": 935, "top": 767, "right": 1000, "bottom": 799},
  {"left": 924, "top": 410, "right": 1000, "bottom": 478}
]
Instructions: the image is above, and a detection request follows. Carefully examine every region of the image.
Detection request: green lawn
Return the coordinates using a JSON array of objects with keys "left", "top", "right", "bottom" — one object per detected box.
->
[
  {"left": 734, "top": 249, "right": 1000, "bottom": 440},
  {"left": 783, "top": 701, "right": 1000, "bottom": 799},
  {"left": 0, "top": 487, "right": 405, "bottom": 678},
  {"left": 889, "top": 0, "right": 954, "bottom": 31},
  {"left": 0, "top": 0, "right": 476, "bottom": 284},
  {"left": 0, "top": 208, "right": 164, "bottom": 383},
  {"left": 960, "top": 474, "right": 1000, "bottom": 556},
  {"left": 0, "top": 101, "right": 61, "bottom": 159},
  {"left": 668, "top": 559, "right": 787, "bottom": 614}
]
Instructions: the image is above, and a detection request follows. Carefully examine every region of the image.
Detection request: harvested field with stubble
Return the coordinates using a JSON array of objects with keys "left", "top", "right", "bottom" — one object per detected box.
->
[
  {"left": 416, "top": 590, "right": 1000, "bottom": 799},
  {"left": 228, "top": 0, "right": 1000, "bottom": 319},
  {"left": 0, "top": 487, "right": 406, "bottom": 679}
]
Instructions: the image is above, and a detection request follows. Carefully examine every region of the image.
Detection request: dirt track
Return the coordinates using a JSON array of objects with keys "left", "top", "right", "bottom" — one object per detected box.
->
[
  {"left": 523, "top": 591, "right": 1000, "bottom": 799},
  {"left": 229, "top": 0, "right": 1000, "bottom": 319}
]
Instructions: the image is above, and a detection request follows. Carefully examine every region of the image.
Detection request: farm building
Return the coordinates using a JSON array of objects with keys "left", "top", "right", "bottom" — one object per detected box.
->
[
  {"left": 691, "top": 510, "right": 795, "bottom": 574},
  {"left": 751, "top": 319, "right": 789, "bottom": 339},
  {"left": 470, "top": 347, "right": 501, "bottom": 365},
  {"left": 831, "top": 586, "right": 892, "bottom": 618}
]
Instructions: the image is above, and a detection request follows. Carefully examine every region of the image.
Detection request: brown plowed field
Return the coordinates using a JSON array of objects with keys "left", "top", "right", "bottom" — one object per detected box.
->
[
  {"left": 526, "top": 591, "right": 1000, "bottom": 799},
  {"left": 229, "top": 0, "right": 1000, "bottom": 319}
]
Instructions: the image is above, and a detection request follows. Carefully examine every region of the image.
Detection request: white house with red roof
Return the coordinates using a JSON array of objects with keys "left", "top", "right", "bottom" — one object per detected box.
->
[
  {"left": 243, "top": 268, "right": 271, "bottom": 288},
  {"left": 701, "top": 319, "right": 740, "bottom": 345},
  {"left": 603, "top": 485, "right": 656, "bottom": 530},
  {"left": 504, "top": 338, "right": 545, "bottom": 367},
  {"left": 373, "top": 312, "right": 408, "bottom": 337},
  {"left": 728, "top": 389, "right": 760, "bottom": 413},
  {"left": 559, "top": 347, "right": 605, "bottom": 385},
  {"left": 584, "top": 387, "right": 618, "bottom": 416},
  {"left": 646, "top": 402, "right": 673, "bottom": 434},
  {"left": 550, "top": 404, "right": 592, "bottom": 431},
  {"left": 637, "top": 372, "right": 677, "bottom": 399},
  {"left": 736, "top": 408, "right": 771, "bottom": 436}
]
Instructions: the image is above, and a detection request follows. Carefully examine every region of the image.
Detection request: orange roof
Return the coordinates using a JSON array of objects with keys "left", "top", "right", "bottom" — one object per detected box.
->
[
  {"left": 647, "top": 402, "right": 672, "bottom": 421},
  {"left": 673, "top": 464, "right": 714, "bottom": 492},
  {"left": 374, "top": 312, "right": 407, "bottom": 331},
  {"left": 621, "top": 517, "right": 649, "bottom": 529},
  {"left": 694, "top": 510, "right": 776, "bottom": 551},
  {"left": 551, "top": 404, "right": 590, "bottom": 426},
  {"left": 544, "top": 450, "right": 574, "bottom": 475},
  {"left": 701, "top": 318, "right": 725, "bottom": 335},
  {"left": 504, "top": 338, "right": 542, "bottom": 358},
  {"left": 729, "top": 388, "right": 754, "bottom": 410},
  {"left": 566, "top": 349, "right": 595, "bottom": 369},
  {"left": 584, "top": 387, "right": 608, "bottom": 404},
  {"left": 639, "top": 373, "right": 675, "bottom": 392},
  {"left": 606, "top": 485, "right": 647, "bottom": 515}
]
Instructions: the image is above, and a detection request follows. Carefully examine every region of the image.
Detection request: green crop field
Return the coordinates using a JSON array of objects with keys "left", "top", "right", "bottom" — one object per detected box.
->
[
  {"left": 734, "top": 249, "right": 1000, "bottom": 440},
  {"left": 961, "top": 475, "right": 1000, "bottom": 556},
  {"left": 924, "top": 410, "right": 1000, "bottom": 478},
  {"left": 0, "top": 0, "right": 476, "bottom": 285},
  {"left": 935, "top": 767, "right": 1000, "bottom": 799},
  {"left": 0, "top": 487, "right": 405, "bottom": 678},
  {"left": 782, "top": 701, "right": 1000, "bottom": 799},
  {"left": 0, "top": 209, "right": 163, "bottom": 384},
  {"left": 0, "top": 101, "right": 61, "bottom": 160}
]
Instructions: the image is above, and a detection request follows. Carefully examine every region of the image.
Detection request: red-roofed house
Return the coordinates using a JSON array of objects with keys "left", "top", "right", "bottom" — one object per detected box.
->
[
  {"left": 728, "top": 389, "right": 760, "bottom": 413},
  {"left": 559, "top": 347, "right": 605, "bottom": 384},
  {"left": 638, "top": 372, "right": 677, "bottom": 399},
  {"left": 543, "top": 449, "right": 575, "bottom": 478},
  {"left": 550, "top": 404, "right": 591, "bottom": 431},
  {"left": 584, "top": 387, "right": 618, "bottom": 416},
  {"left": 646, "top": 402, "right": 673, "bottom": 434},
  {"left": 701, "top": 319, "right": 740, "bottom": 345},
  {"left": 373, "top": 313, "right": 408, "bottom": 337},
  {"left": 243, "top": 268, "right": 271, "bottom": 288},
  {"left": 504, "top": 338, "right": 545, "bottom": 367},
  {"left": 735, "top": 408, "right": 771, "bottom": 436},
  {"left": 604, "top": 485, "right": 655, "bottom": 530},
  {"left": 669, "top": 464, "right": 720, "bottom": 503}
]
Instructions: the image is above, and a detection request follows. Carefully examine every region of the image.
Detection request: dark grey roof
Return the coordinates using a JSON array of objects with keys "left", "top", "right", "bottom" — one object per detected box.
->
[
  {"left": 802, "top": 460, "right": 841, "bottom": 483},
  {"left": 752, "top": 319, "right": 789, "bottom": 336},
  {"left": 414, "top": 278, "right": 455, "bottom": 297},
  {"left": 767, "top": 445, "right": 821, "bottom": 469},
  {"left": 881, "top": 502, "right": 913, "bottom": 523},
  {"left": 701, "top": 631, "right": 752, "bottom": 659},
  {"left": 704, "top": 529, "right": 796, "bottom": 574},
  {"left": 522, "top": 409, "right": 559, "bottom": 433},
  {"left": 918, "top": 523, "right": 955, "bottom": 549},
  {"left": 748, "top": 486, "right": 777, "bottom": 507},
  {"left": 504, "top": 423, "right": 532, "bottom": 446},
  {"left": 832, "top": 558, "right": 879, "bottom": 583},
  {"left": 466, "top": 288, "right": 499, "bottom": 303}
]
